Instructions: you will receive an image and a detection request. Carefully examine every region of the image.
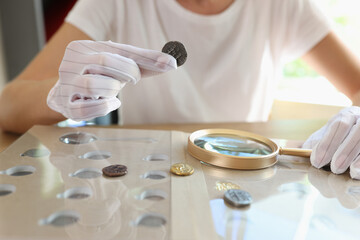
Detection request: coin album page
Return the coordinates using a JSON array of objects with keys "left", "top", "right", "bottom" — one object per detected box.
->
[{"left": 0, "top": 125, "right": 359, "bottom": 240}]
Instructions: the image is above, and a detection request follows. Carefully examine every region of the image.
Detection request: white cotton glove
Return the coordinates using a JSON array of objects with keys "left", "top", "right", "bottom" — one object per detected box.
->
[
  {"left": 47, "top": 40, "right": 177, "bottom": 121},
  {"left": 303, "top": 106, "right": 360, "bottom": 179}
]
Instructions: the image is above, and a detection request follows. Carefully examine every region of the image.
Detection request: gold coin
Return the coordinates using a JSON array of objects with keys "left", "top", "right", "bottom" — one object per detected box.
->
[
  {"left": 170, "top": 163, "right": 194, "bottom": 176},
  {"left": 215, "top": 181, "right": 241, "bottom": 191}
]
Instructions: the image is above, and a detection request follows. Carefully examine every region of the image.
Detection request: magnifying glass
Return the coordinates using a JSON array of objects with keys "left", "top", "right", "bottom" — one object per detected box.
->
[{"left": 187, "top": 129, "right": 312, "bottom": 170}]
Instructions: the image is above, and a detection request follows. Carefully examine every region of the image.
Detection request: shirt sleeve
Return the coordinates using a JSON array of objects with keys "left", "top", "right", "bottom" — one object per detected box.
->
[
  {"left": 272, "top": 0, "right": 333, "bottom": 63},
  {"left": 65, "top": 0, "right": 117, "bottom": 41}
]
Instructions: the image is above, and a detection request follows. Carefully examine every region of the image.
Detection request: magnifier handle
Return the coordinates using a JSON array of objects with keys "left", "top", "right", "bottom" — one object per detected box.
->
[{"left": 279, "top": 147, "right": 312, "bottom": 158}]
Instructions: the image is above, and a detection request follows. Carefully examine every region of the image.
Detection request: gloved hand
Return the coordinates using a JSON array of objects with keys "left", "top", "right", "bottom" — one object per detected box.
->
[
  {"left": 47, "top": 40, "right": 177, "bottom": 121},
  {"left": 303, "top": 106, "right": 360, "bottom": 179}
]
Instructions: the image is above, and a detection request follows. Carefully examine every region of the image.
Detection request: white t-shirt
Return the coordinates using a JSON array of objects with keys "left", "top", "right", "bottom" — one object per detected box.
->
[{"left": 66, "top": 0, "right": 331, "bottom": 124}]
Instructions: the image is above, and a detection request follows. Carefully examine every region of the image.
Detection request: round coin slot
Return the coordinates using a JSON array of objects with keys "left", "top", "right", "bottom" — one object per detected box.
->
[
  {"left": 69, "top": 168, "right": 102, "bottom": 179},
  {"left": 143, "top": 154, "right": 169, "bottom": 162},
  {"left": 278, "top": 183, "right": 309, "bottom": 197},
  {"left": 39, "top": 210, "right": 80, "bottom": 227},
  {"left": 134, "top": 213, "right": 167, "bottom": 227},
  {"left": 21, "top": 148, "right": 50, "bottom": 158},
  {"left": 0, "top": 165, "right": 36, "bottom": 176},
  {"left": 57, "top": 187, "right": 93, "bottom": 199},
  {"left": 79, "top": 151, "right": 111, "bottom": 160},
  {"left": 141, "top": 171, "right": 167, "bottom": 180},
  {"left": 0, "top": 184, "right": 16, "bottom": 197},
  {"left": 137, "top": 189, "right": 168, "bottom": 201},
  {"left": 59, "top": 132, "right": 97, "bottom": 144}
]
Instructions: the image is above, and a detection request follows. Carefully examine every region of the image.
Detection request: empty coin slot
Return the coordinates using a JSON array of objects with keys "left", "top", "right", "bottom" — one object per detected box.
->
[
  {"left": 59, "top": 132, "right": 97, "bottom": 144},
  {"left": 39, "top": 210, "right": 80, "bottom": 227},
  {"left": 143, "top": 154, "right": 169, "bottom": 162},
  {"left": 134, "top": 213, "right": 167, "bottom": 227},
  {"left": 57, "top": 187, "right": 93, "bottom": 199},
  {"left": 79, "top": 151, "right": 111, "bottom": 160},
  {"left": 0, "top": 184, "right": 16, "bottom": 197},
  {"left": 137, "top": 189, "right": 168, "bottom": 201},
  {"left": 21, "top": 148, "right": 50, "bottom": 158},
  {"left": 69, "top": 168, "right": 102, "bottom": 179},
  {"left": 0, "top": 165, "right": 36, "bottom": 176},
  {"left": 141, "top": 171, "right": 167, "bottom": 180}
]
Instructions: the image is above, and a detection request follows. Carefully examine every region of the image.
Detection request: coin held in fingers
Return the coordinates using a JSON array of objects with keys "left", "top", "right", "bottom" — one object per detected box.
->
[{"left": 162, "top": 41, "right": 187, "bottom": 67}]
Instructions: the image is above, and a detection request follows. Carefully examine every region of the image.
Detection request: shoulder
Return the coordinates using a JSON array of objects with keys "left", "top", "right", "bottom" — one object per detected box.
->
[{"left": 268, "top": 0, "right": 323, "bottom": 15}]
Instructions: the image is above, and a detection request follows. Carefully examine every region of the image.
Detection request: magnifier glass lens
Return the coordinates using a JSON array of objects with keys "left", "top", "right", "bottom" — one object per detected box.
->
[{"left": 194, "top": 134, "right": 272, "bottom": 157}]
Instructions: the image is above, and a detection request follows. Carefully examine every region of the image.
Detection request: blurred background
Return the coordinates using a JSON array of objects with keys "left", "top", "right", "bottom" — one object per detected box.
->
[
  {"left": 0, "top": 0, "right": 358, "bottom": 122},
  {"left": 0, "top": 0, "right": 76, "bottom": 85},
  {"left": 278, "top": 0, "right": 359, "bottom": 107}
]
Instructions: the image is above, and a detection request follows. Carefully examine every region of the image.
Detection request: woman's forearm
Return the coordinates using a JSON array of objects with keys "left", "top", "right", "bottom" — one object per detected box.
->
[
  {"left": 0, "top": 78, "right": 66, "bottom": 133},
  {"left": 0, "top": 23, "right": 94, "bottom": 134},
  {"left": 302, "top": 31, "right": 360, "bottom": 100}
]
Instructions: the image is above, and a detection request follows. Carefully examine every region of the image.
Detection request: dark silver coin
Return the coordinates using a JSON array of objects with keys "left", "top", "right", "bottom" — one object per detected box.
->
[
  {"left": 162, "top": 41, "right": 187, "bottom": 67},
  {"left": 224, "top": 189, "right": 252, "bottom": 207}
]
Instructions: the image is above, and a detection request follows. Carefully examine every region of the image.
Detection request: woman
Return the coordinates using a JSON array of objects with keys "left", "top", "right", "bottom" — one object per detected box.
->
[{"left": 1, "top": 0, "right": 360, "bottom": 178}]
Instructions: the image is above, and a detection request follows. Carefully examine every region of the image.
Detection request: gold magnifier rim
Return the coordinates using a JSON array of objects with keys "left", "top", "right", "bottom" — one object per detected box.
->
[{"left": 187, "top": 129, "right": 279, "bottom": 170}]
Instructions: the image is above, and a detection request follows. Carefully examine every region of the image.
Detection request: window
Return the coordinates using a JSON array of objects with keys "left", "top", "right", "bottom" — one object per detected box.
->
[{"left": 277, "top": 0, "right": 360, "bottom": 107}]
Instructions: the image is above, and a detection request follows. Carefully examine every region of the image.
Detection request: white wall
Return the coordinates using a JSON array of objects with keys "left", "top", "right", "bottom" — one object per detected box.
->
[{"left": 0, "top": 15, "right": 7, "bottom": 90}]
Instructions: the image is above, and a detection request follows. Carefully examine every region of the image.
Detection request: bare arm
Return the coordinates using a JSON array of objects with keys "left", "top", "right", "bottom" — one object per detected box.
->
[
  {"left": 0, "top": 23, "right": 92, "bottom": 133},
  {"left": 301, "top": 31, "right": 360, "bottom": 102}
]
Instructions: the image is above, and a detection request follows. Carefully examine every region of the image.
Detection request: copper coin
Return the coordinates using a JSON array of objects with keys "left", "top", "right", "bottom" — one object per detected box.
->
[{"left": 102, "top": 164, "right": 128, "bottom": 177}]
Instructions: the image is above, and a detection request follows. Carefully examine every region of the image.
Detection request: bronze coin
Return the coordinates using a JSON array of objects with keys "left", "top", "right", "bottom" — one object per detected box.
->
[{"left": 102, "top": 164, "right": 128, "bottom": 177}]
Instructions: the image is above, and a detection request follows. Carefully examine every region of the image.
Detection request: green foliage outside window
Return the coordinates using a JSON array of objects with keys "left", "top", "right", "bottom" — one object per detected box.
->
[
  {"left": 278, "top": 0, "right": 356, "bottom": 106},
  {"left": 283, "top": 8, "right": 349, "bottom": 78}
]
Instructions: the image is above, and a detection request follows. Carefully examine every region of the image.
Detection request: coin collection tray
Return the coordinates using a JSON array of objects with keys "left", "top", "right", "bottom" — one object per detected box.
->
[
  {"left": 1, "top": 125, "right": 360, "bottom": 240},
  {"left": 0, "top": 126, "right": 177, "bottom": 240}
]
